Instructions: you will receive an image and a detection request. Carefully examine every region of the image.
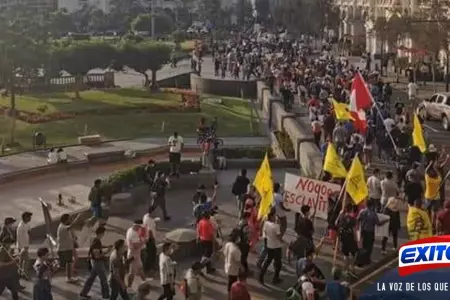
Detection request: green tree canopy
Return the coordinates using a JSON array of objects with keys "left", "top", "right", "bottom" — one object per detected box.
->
[
  {"left": 131, "top": 13, "right": 174, "bottom": 36},
  {"left": 118, "top": 41, "right": 172, "bottom": 88},
  {"left": 48, "top": 9, "right": 76, "bottom": 37},
  {"left": 51, "top": 40, "right": 117, "bottom": 98}
]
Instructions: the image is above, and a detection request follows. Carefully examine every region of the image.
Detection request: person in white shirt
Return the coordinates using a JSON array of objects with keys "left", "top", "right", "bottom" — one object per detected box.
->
[
  {"left": 259, "top": 210, "right": 283, "bottom": 285},
  {"left": 142, "top": 209, "right": 160, "bottom": 274},
  {"left": 16, "top": 211, "right": 32, "bottom": 278},
  {"left": 383, "top": 117, "right": 396, "bottom": 133},
  {"left": 57, "top": 148, "right": 67, "bottom": 163},
  {"left": 273, "top": 183, "right": 289, "bottom": 237},
  {"left": 125, "top": 220, "right": 146, "bottom": 292},
  {"left": 408, "top": 80, "right": 418, "bottom": 108},
  {"left": 223, "top": 229, "right": 242, "bottom": 294},
  {"left": 158, "top": 242, "right": 176, "bottom": 300},
  {"left": 367, "top": 168, "right": 382, "bottom": 212},
  {"left": 47, "top": 148, "right": 58, "bottom": 164},
  {"left": 184, "top": 261, "right": 204, "bottom": 300},
  {"left": 168, "top": 131, "right": 184, "bottom": 177}
]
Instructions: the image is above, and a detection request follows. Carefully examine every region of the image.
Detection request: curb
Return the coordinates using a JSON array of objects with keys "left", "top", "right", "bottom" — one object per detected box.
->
[{"left": 0, "top": 144, "right": 272, "bottom": 186}]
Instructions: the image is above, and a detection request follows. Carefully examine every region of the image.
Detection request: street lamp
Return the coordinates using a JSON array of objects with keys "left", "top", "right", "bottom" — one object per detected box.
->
[{"left": 151, "top": 0, "right": 156, "bottom": 38}]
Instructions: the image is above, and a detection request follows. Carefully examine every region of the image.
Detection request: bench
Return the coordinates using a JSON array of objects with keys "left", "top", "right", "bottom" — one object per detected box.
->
[{"left": 78, "top": 134, "right": 102, "bottom": 145}]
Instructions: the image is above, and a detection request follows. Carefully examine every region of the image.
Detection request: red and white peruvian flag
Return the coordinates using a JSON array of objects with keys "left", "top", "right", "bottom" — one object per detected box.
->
[{"left": 349, "top": 72, "right": 374, "bottom": 133}]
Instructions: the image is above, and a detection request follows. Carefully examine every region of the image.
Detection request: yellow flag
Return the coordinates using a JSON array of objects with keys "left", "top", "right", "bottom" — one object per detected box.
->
[
  {"left": 412, "top": 114, "right": 426, "bottom": 153},
  {"left": 332, "top": 99, "right": 353, "bottom": 121},
  {"left": 253, "top": 153, "right": 274, "bottom": 219},
  {"left": 407, "top": 206, "right": 432, "bottom": 240},
  {"left": 345, "top": 156, "right": 368, "bottom": 204},
  {"left": 323, "top": 143, "right": 347, "bottom": 178}
]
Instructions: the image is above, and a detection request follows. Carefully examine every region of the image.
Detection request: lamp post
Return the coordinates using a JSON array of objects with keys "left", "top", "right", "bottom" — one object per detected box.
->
[{"left": 151, "top": 0, "right": 156, "bottom": 38}]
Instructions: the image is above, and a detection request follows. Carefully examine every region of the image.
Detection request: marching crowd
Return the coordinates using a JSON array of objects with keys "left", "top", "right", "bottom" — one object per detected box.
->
[{"left": 1, "top": 35, "right": 450, "bottom": 300}]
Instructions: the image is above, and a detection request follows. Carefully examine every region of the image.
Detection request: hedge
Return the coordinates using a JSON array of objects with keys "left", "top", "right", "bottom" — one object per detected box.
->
[{"left": 101, "top": 147, "right": 274, "bottom": 195}]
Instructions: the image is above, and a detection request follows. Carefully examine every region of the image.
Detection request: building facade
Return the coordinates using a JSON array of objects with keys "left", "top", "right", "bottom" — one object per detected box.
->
[{"left": 334, "top": 0, "right": 422, "bottom": 57}]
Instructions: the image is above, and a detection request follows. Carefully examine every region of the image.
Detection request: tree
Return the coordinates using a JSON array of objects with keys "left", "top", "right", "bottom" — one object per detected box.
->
[
  {"left": 48, "top": 9, "right": 76, "bottom": 37},
  {"left": 108, "top": 0, "right": 146, "bottom": 31},
  {"left": 51, "top": 41, "right": 117, "bottom": 99},
  {"left": 0, "top": 4, "right": 48, "bottom": 145},
  {"left": 199, "top": 0, "right": 222, "bottom": 26},
  {"left": 236, "top": 0, "right": 253, "bottom": 27},
  {"left": 118, "top": 41, "right": 171, "bottom": 89},
  {"left": 131, "top": 13, "right": 174, "bottom": 36}
]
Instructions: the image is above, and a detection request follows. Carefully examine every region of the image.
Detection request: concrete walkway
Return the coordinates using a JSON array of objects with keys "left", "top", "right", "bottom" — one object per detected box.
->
[{"left": 0, "top": 136, "right": 268, "bottom": 176}]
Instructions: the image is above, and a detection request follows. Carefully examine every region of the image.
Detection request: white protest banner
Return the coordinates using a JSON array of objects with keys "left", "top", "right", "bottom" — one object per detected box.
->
[{"left": 283, "top": 173, "right": 341, "bottom": 220}]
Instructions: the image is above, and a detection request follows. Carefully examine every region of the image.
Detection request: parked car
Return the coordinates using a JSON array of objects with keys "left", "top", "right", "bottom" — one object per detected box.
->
[{"left": 418, "top": 92, "right": 450, "bottom": 130}]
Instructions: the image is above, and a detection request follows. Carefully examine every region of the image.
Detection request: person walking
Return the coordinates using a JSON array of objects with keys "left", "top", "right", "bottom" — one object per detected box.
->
[
  {"left": 196, "top": 212, "right": 216, "bottom": 273},
  {"left": 57, "top": 213, "right": 81, "bottom": 283},
  {"left": 357, "top": 200, "right": 388, "bottom": 265},
  {"left": 79, "top": 226, "right": 110, "bottom": 299},
  {"left": 380, "top": 171, "right": 399, "bottom": 208},
  {"left": 125, "top": 220, "right": 147, "bottom": 293},
  {"left": 158, "top": 243, "right": 176, "bottom": 300},
  {"left": 259, "top": 211, "right": 283, "bottom": 285},
  {"left": 273, "top": 182, "right": 289, "bottom": 237},
  {"left": 184, "top": 261, "right": 204, "bottom": 300},
  {"left": 230, "top": 272, "right": 251, "bottom": 300},
  {"left": 367, "top": 169, "right": 382, "bottom": 212},
  {"left": 223, "top": 229, "right": 242, "bottom": 294},
  {"left": 168, "top": 131, "right": 184, "bottom": 177},
  {"left": 0, "top": 222, "right": 20, "bottom": 300},
  {"left": 87, "top": 179, "right": 106, "bottom": 226},
  {"left": 231, "top": 169, "right": 250, "bottom": 218},
  {"left": 381, "top": 197, "right": 401, "bottom": 254},
  {"left": 16, "top": 211, "right": 32, "bottom": 280},
  {"left": 33, "top": 248, "right": 55, "bottom": 300},
  {"left": 142, "top": 208, "right": 159, "bottom": 275},
  {"left": 109, "top": 239, "right": 129, "bottom": 300},
  {"left": 150, "top": 172, "right": 171, "bottom": 221}
]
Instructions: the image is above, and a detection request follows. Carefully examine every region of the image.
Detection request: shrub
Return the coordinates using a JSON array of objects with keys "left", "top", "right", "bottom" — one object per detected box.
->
[{"left": 101, "top": 160, "right": 202, "bottom": 195}]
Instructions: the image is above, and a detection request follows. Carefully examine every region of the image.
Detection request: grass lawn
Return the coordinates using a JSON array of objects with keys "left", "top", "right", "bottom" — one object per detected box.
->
[{"left": 0, "top": 89, "right": 260, "bottom": 153}]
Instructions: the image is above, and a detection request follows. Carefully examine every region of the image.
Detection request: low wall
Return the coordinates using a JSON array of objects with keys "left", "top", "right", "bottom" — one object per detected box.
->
[
  {"left": 190, "top": 74, "right": 257, "bottom": 98},
  {"left": 257, "top": 81, "right": 322, "bottom": 178},
  {"left": 157, "top": 72, "right": 191, "bottom": 88}
]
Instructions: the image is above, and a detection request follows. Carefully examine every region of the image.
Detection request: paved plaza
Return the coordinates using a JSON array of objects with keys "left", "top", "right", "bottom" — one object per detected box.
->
[{"left": 0, "top": 165, "right": 407, "bottom": 300}]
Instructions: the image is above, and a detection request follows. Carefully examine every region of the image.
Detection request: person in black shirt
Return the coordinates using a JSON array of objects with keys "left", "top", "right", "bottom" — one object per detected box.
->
[
  {"left": 0, "top": 219, "right": 20, "bottom": 300},
  {"left": 80, "top": 226, "right": 109, "bottom": 299},
  {"left": 150, "top": 172, "right": 171, "bottom": 221},
  {"left": 192, "top": 184, "right": 207, "bottom": 207},
  {"left": 295, "top": 205, "right": 314, "bottom": 251},
  {"left": 231, "top": 169, "right": 250, "bottom": 218},
  {"left": 396, "top": 148, "right": 410, "bottom": 188},
  {"left": 144, "top": 159, "right": 158, "bottom": 192}
]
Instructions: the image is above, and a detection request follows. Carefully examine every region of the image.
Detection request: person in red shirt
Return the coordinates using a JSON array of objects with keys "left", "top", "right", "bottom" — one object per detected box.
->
[
  {"left": 196, "top": 212, "right": 216, "bottom": 273},
  {"left": 437, "top": 200, "right": 450, "bottom": 235},
  {"left": 230, "top": 272, "right": 251, "bottom": 300}
]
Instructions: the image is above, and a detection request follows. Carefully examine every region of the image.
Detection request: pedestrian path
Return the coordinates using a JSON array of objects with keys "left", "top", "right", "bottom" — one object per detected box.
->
[{"left": 0, "top": 136, "right": 268, "bottom": 176}]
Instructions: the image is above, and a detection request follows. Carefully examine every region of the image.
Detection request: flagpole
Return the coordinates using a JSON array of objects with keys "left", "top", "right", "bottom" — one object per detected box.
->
[
  {"left": 356, "top": 71, "right": 398, "bottom": 151},
  {"left": 332, "top": 177, "right": 348, "bottom": 268}
]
